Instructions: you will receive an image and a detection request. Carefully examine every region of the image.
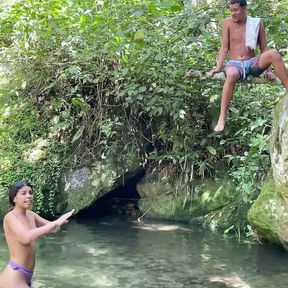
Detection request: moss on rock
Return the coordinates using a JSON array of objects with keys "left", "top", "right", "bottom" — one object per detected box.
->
[
  {"left": 247, "top": 175, "right": 286, "bottom": 243},
  {"left": 248, "top": 94, "right": 288, "bottom": 246},
  {"left": 57, "top": 154, "right": 141, "bottom": 214},
  {"left": 137, "top": 174, "right": 240, "bottom": 229}
]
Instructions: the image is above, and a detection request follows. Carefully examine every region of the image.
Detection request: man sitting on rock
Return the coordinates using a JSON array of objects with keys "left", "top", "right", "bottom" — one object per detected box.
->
[{"left": 211, "top": 0, "right": 288, "bottom": 131}]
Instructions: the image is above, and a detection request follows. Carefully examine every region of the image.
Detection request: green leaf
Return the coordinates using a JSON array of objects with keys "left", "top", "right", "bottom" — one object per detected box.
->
[
  {"left": 133, "top": 10, "right": 143, "bottom": 17},
  {"left": 71, "top": 98, "right": 89, "bottom": 112},
  {"left": 72, "top": 126, "right": 85, "bottom": 143},
  {"left": 224, "top": 225, "right": 235, "bottom": 235},
  {"left": 139, "top": 86, "right": 147, "bottom": 92},
  {"left": 207, "top": 146, "right": 216, "bottom": 155},
  {"left": 134, "top": 31, "right": 144, "bottom": 41},
  {"left": 122, "top": 68, "right": 129, "bottom": 76}
]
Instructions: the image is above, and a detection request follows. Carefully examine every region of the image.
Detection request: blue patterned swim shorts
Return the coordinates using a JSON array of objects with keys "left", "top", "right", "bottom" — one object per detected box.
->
[{"left": 225, "top": 56, "right": 266, "bottom": 80}]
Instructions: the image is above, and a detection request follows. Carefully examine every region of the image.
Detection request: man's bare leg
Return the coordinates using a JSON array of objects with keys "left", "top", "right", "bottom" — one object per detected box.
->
[
  {"left": 214, "top": 67, "right": 240, "bottom": 131},
  {"left": 258, "top": 49, "right": 288, "bottom": 91}
]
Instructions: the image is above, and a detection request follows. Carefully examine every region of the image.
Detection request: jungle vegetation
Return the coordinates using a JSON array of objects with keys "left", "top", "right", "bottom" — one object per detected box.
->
[{"left": 0, "top": 0, "right": 287, "bottom": 223}]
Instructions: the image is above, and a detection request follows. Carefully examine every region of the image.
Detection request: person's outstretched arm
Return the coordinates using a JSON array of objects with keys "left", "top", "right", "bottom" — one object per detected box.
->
[
  {"left": 31, "top": 211, "right": 50, "bottom": 227},
  {"left": 5, "top": 210, "right": 74, "bottom": 245},
  {"left": 30, "top": 210, "right": 67, "bottom": 233}
]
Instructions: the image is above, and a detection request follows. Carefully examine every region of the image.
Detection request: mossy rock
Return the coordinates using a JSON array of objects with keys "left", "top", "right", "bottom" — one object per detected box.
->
[
  {"left": 250, "top": 93, "right": 288, "bottom": 246},
  {"left": 137, "top": 174, "right": 240, "bottom": 226},
  {"left": 247, "top": 175, "right": 287, "bottom": 244},
  {"left": 190, "top": 203, "right": 250, "bottom": 232},
  {"left": 57, "top": 155, "right": 141, "bottom": 214},
  {"left": 270, "top": 93, "right": 288, "bottom": 188}
]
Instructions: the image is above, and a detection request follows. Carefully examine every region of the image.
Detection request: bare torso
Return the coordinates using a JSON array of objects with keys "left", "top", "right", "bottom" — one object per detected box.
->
[
  {"left": 0, "top": 211, "right": 36, "bottom": 288},
  {"left": 0, "top": 188, "right": 73, "bottom": 288},
  {"left": 226, "top": 17, "right": 256, "bottom": 61},
  {"left": 5, "top": 210, "right": 36, "bottom": 270}
]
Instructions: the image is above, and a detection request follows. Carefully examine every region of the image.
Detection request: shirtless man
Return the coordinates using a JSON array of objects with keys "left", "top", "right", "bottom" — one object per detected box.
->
[
  {"left": 0, "top": 181, "right": 74, "bottom": 288},
  {"left": 212, "top": 0, "right": 288, "bottom": 131}
]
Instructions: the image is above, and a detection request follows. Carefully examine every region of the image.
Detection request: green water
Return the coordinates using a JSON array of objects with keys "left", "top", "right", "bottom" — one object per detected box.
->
[{"left": 1, "top": 218, "right": 288, "bottom": 288}]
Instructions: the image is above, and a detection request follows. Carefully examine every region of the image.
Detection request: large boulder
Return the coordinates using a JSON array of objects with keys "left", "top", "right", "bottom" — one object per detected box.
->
[
  {"left": 56, "top": 155, "right": 141, "bottom": 214},
  {"left": 248, "top": 94, "right": 288, "bottom": 245},
  {"left": 270, "top": 94, "right": 288, "bottom": 189},
  {"left": 137, "top": 172, "right": 240, "bottom": 229},
  {"left": 247, "top": 175, "right": 285, "bottom": 244}
]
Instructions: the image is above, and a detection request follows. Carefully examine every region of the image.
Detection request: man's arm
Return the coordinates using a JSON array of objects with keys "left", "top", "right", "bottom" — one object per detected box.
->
[
  {"left": 258, "top": 22, "right": 274, "bottom": 78},
  {"left": 258, "top": 22, "right": 269, "bottom": 53},
  {"left": 213, "top": 18, "right": 229, "bottom": 73}
]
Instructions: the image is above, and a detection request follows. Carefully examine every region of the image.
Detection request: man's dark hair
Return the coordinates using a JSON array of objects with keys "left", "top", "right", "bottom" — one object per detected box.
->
[{"left": 229, "top": 0, "right": 247, "bottom": 6}]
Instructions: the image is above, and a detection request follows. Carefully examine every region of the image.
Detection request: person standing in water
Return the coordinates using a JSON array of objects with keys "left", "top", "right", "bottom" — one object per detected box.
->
[{"left": 0, "top": 181, "right": 74, "bottom": 288}]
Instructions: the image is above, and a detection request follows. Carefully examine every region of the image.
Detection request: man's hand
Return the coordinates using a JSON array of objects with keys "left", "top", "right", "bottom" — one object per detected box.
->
[
  {"left": 264, "top": 71, "right": 276, "bottom": 81},
  {"left": 210, "top": 67, "right": 222, "bottom": 75},
  {"left": 207, "top": 67, "right": 222, "bottom": 78}
]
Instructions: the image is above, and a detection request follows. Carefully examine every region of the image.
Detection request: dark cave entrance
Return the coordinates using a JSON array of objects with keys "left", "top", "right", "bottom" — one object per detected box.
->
[{"left": 76, "top": 169, "right": 145, "bottom": 219}]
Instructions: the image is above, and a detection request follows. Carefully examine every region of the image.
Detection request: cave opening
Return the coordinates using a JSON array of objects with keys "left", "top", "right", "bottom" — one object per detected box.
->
[{"left": 76, "top": 170, "right": 145, "bottom": 219}]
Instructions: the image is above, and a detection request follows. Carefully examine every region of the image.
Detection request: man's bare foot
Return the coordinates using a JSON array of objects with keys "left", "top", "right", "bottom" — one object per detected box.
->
[{"left": 214, "top": 119, "right": 225, "bottom": 131}]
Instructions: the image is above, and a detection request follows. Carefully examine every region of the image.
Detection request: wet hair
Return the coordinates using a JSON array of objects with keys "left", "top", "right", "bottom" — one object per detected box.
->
[
  {"left": 9, "top": 181, "right": 33, "bottom": 206},
  {"left": 229, "top": 0, "right": 247, "bottom": 6}
]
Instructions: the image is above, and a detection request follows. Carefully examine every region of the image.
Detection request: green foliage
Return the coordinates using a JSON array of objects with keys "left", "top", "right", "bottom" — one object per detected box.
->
[
  {"left": 216, "top": 84, "right": 279, "bottom": 205},
  {"left": 0, "top": 0, "right": 287, "bottom": 221}
]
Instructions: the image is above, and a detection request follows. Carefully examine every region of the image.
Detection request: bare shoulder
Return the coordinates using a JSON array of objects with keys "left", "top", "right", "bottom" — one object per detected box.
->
[
  {"left": 3, "top": 211, "right": 15, "bottom": 225},
  {"left": 223, "top": 17, "right": 233, "bottom": 26},
  {"left": 27, "top": 210, "right": 36, "bottom": 216},
  {"left": 27, "top": 210, "right": 37, "bottom": 219},
  {"left": 4, "top": 211, "right": 14, "bottom": 221}
]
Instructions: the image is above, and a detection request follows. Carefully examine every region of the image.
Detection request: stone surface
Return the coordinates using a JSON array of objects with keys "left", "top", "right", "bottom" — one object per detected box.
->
[
  {"left": 270, "top": 94, "right": 288, "bottom": 188},
  {"left": 137, "top": 173, "right": 239, "bottom": 228},
  {"left": 247, "top": 175, "right": 284, "bottom": 243},
  {"left": 56, "top": 155, "right": 141, "bottom": 214},
  {"left": 248, "top": 93, "right": 288, "bottom": 246}
]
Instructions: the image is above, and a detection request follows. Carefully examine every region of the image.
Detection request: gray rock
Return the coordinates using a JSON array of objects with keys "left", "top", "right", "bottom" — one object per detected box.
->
[
  {"left": 56, "top": 155, "right": 141, "bottom": 214},
  {"left": 248, "top": 93, "right": 288, "bottom": 247}
]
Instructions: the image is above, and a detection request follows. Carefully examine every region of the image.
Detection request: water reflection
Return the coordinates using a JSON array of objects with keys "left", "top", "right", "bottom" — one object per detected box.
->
[{"left": 0, "top": 218, "right": 288, "bottom": 287}]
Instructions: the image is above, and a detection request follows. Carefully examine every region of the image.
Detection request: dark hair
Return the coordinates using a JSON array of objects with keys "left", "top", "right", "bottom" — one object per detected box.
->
[
  {"left": 9, "top": 181, "right": 33, "bottom": 206},
  {"left": 229, "top": 0, "right": 247, "bottom": 6}
]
